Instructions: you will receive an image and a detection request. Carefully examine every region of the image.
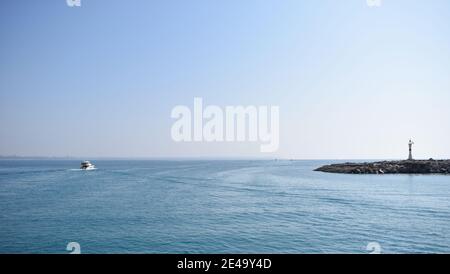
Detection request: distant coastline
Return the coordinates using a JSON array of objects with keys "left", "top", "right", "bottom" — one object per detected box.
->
[{"left": 0, "top": 155, "right": 77, "bottom": 160}]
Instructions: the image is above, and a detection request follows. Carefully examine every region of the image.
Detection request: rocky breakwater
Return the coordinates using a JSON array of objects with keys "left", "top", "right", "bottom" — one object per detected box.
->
[{"left": 315, "top": 160, "right": 450, "bottom": 174}]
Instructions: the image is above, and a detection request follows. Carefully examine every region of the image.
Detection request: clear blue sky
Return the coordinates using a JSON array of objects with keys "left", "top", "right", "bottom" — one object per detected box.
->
[{"left": 1, "top": 0, "right": 450, "bottom": 159}]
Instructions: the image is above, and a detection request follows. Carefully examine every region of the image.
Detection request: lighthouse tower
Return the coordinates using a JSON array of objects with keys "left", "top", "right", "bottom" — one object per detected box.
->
[{"left": 408, "top": 139, "right": 414, "bottom": 160}]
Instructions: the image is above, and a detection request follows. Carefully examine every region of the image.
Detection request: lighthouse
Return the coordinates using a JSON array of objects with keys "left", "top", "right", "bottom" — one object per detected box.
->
[{"left": 408, "top": 139, "right": 414, "bottom": 160}]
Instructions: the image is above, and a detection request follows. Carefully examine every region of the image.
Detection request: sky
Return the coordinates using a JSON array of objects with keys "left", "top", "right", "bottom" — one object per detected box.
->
[{"left": 1, "top": 0, "right": 450, "bottom": 159}]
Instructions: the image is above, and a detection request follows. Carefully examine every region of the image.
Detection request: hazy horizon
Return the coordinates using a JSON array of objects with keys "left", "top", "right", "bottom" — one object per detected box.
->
[
  {"left": 0, "top": 155, "right": 444, "bottom": 161},
  {"left": 1, "top": 0, "right": 450, "bottom": 159}
]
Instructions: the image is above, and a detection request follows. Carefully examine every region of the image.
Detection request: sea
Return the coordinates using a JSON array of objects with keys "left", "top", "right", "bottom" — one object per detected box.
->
[{"left": 0, "top": 159, "right": 449, "bottom": 254}]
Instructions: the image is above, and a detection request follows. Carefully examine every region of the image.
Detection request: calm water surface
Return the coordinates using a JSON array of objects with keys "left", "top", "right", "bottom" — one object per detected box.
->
[{"left": 0, "top": 160, "right": 449, "bottom": 253}]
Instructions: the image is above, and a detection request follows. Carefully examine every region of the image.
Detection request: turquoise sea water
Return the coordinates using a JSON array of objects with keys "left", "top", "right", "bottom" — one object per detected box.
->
[{"left": 0, "top": 160, "right": 449, "bottom": 254}]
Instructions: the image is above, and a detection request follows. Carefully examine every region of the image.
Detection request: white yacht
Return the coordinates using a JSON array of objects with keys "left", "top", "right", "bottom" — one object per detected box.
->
[{"left": 80, "top": 161, "right": 95, "bottom": 170}]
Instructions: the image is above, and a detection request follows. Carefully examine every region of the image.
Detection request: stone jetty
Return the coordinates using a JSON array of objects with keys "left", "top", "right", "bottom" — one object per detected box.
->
[{"left": 315, "top": 160, "right": 450, "bottom": 174}]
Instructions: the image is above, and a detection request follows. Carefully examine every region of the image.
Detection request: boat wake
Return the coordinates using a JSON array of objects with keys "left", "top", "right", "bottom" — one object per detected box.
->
[{"left": 69, "top": 168, "right": 97, "bottom": 171}]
